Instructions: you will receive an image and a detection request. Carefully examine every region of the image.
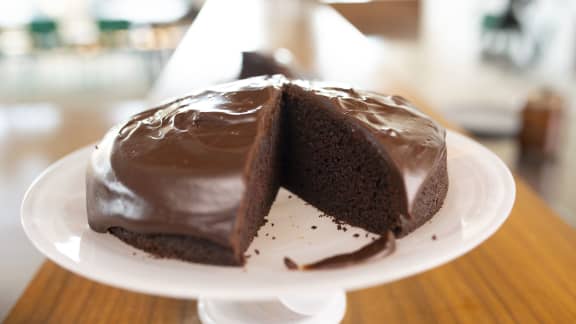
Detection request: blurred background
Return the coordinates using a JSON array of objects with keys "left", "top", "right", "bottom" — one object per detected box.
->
[{"left": 1, "top": 0, "right": 575, "bottom": 319}]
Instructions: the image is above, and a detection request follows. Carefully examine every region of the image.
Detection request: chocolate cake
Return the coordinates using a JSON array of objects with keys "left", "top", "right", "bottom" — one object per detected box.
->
[
  {"left": 87, "top": 76, "right": 448, "bottom": 266},
  {"left": 239, "top": 51, "right": 297, "bottom": 79}
]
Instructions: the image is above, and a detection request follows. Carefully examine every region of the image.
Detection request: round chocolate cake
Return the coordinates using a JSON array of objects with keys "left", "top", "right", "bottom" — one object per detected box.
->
[{"left": 86, "top": 75, "right": 448, "bottom": 266}]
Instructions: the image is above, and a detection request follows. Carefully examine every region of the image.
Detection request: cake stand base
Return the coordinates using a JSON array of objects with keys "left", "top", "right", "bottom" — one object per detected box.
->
[{"left": 198, "top": 291, "right": 347, "bottom": 324}]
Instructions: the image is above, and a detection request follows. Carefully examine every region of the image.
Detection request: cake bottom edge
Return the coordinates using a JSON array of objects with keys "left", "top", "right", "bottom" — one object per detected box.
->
[{"left": 109, "top": 227, "right": 241, "bottom": 266}]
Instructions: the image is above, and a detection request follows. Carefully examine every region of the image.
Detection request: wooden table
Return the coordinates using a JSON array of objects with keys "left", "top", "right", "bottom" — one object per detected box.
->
[{"left": 5, "top": 1, "right": 576, "bottom": 323}]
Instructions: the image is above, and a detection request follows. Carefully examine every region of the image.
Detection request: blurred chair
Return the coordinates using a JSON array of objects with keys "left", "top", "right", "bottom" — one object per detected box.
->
[
  {"left": 97, "top": 19, "right": 132, "bottom": 48},
  {"left": 481, "top": 0, "right": 541, "bottom": 68},
  {"left": 28, "top": 18, "right": 60, "bottom": 50}
]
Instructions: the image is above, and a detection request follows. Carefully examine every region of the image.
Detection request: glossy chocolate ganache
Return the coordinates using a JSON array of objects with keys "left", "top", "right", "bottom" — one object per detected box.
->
[
  {"left": 87, "top": 75, "right": 448, "bottom": 266},
  {"left": 87, "top": 76, "right": 285, "bottom": 248}
]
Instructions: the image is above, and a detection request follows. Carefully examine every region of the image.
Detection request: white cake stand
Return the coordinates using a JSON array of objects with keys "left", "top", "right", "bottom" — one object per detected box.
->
[{"left": 21, "top": 131, "right": 515, "bottom": 324}]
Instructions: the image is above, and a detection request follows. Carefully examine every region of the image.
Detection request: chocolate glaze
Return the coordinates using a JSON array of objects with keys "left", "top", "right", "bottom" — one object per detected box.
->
[
  {"left": 284, "top": 231, "right": 396, "bottom": 270},
  {"left": 291, "top": 81, "right": 447, "bottom": 215},
  {"left": 87, "top": 75, "right": 285, "bottom": 246},
  {"left": 87, "top": 76, "right": 446, "bottom": 250}
]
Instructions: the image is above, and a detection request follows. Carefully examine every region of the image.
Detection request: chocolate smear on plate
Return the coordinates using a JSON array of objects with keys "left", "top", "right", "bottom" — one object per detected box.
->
[{"left": 284, "top": 231, "right": 395, "bottom": 270}]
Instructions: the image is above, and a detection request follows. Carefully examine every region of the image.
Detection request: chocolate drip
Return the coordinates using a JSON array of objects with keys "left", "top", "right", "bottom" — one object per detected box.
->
[{"left": 284, "top": 231, "right": 396, "bottom": 270}]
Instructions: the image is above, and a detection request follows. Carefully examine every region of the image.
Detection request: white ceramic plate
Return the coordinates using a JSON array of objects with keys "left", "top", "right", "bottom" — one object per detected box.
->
[{"left": 21, "top": 131, "right": 515, "bottom": 300}]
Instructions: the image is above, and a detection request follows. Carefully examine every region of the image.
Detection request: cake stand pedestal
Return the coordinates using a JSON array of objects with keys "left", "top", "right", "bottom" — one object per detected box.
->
[{"left": 198, "top": 291, "right": 346, "bottom": 324}]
